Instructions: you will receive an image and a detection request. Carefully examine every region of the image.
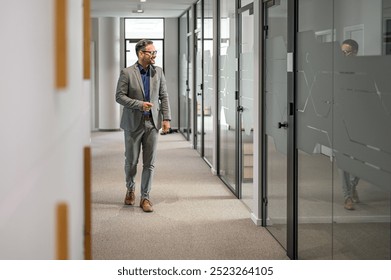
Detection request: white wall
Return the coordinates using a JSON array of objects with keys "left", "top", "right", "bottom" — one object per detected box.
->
[
  {"left": 0, "top": 0, "right": 90, "bottom": 259},
  {"left": 98, "top": 17, "right": 121, "bottom": 130}
]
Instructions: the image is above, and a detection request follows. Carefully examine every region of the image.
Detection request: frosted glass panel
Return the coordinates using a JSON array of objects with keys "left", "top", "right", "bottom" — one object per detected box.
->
[
  {"left": 264, "top": 0, "right": 288, "bottom": 250},
  {"left": 265, "top": 36, "right": 288, "bottom": 155},
  {"left": 297, "top": 0, "right": 391, "bottom": 260},
  {"left": 334, "top": 55, "right": 391, "bottom": 189},
  {"left": 297, "top": 0, "right": 333, "bottom": 260}
]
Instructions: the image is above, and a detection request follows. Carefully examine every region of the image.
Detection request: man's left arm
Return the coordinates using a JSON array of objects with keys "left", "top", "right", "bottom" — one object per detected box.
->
[{"left": 159, "top": 70, "right": 172, "bottom": 132}]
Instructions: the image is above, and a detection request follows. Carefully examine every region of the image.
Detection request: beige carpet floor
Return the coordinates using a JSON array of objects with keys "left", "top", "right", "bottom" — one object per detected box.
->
[{"left": 91, "top": 131, "right": 288, "bottom": 260}]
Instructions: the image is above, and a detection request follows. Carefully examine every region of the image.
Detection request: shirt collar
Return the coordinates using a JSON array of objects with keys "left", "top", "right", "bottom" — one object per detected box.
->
[{"left": 137, "top": 63, "right": 150, "bottom": 74}]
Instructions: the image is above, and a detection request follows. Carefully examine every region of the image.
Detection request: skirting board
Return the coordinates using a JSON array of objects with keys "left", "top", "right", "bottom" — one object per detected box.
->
[{"left": 251, "top": 212, "right": 263, "bottom": 226}]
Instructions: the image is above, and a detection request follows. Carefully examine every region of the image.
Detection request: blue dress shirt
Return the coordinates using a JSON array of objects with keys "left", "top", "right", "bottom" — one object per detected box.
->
[{"left": 138, "top": 64, "right": 151, "bottom": 116}]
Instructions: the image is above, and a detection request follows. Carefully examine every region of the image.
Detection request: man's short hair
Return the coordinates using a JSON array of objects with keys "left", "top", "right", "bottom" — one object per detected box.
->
[
  {"left": 135, "top": 39, "right": 154, "bottom": 57},
  {"left": 342, "top": 39, "right": 359, "bottom": 54}
]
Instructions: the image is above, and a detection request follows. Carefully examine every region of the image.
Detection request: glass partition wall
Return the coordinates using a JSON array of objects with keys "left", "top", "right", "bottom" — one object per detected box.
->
[
  {"left": 296, "top": 0, "right": 334, "bottom": 259},
  {"left": 179, "top": 0, "right": 391, "bottom": 259},
  {"left": 239, "top": 2, "right": 255, "bottom": 209},
  {"left": 204, "top": 0, "right": 214, "bottom": 165},
  {"left": 179, "top": 11, "right": 191, "bottom": 139},
  {"left": 264, "top": 0, "right": 289, "bottom": 252},
  {"left": 296, "top": 0, "right": 391, "bottom": 259},
  {"left": 217, "top": 0, "right": 255, "bottom": 200},
  {"left": 331, "top": 0, "right": 391, "bottom": 259},
  {"left": 218, "top": 0, "right": 237, "bottom": 194},
  {"left": 195, "top": 1, "right": 204, "bottom": 155}
]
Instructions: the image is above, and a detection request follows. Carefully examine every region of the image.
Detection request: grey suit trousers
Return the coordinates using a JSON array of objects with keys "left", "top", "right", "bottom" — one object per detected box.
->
[{"left": 124, "top": 118, "right": 158, "bottom": 199}]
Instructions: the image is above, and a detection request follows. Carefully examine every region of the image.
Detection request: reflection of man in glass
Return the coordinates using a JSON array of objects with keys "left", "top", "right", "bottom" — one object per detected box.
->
[
  {"left": 341, "top": 39, "right": 359, "bottom": 56},
  {"left": 340, "top": 39, "right": 360, "bottom": 210}
]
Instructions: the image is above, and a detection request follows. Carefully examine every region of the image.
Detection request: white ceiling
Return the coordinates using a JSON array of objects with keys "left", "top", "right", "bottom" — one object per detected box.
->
[{"left": 91, "top": 0, "right": 196, "bottom": 18}]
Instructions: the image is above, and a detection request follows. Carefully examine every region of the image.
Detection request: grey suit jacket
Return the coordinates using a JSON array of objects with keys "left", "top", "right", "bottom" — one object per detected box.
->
[{"left": 115, "top": 63, "right": 171, "bottom": 132}]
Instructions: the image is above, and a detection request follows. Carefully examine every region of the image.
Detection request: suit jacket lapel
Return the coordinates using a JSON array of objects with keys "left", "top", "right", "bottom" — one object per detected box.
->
[
  {"left": 149, "top": 66, "right": 157, "bottom": 98},
  {"left": 133, "top": 63, "right": 145, "bottom": 96}
]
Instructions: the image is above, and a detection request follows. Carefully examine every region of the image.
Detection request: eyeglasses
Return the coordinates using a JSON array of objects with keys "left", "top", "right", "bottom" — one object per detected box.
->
[
  {"left": 342, "top": 49, "right": 352, "bottom": 56},
  {"left": 142, "top": 50, "right": 158, "bottom": 56}
]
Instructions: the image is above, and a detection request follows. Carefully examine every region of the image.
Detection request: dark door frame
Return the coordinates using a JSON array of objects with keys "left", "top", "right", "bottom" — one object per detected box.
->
[
  {"left": 193, "top": 0, "right": 205, "bottom": 156},
  {"left": 261, "top": 0, "right": 298, "bottom": 260},
  {"left": 286, "top": 0, "right": 298, "bottom": 260},
  {"left": 236, "top": 1, "right": 254, "bottom": 199}
]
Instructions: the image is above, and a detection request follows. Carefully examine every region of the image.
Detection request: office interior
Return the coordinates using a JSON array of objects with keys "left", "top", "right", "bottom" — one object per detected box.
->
[{"left": 0, "top": 0, "right": 390, "bottom": 260}]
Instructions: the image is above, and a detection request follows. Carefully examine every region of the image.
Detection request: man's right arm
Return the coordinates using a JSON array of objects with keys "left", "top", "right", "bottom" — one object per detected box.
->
[{"left": 115, "top": 69, "right": 144, "bottom": 111}]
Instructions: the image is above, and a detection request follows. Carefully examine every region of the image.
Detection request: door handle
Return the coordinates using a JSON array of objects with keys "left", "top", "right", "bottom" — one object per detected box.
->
[
  {"left": 237, "top": 105, "right": 244, "bottom": 112},
  {"left": 197, "top": 92, "right": 202, "bottom": 96},
  {"left": 278, "top": 121, "right": 288, "bottom": 129}
]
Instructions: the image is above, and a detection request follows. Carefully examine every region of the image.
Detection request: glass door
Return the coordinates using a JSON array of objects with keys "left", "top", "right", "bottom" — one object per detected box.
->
[
  {"left": 263, "top": 0, "right": 289, "bottom": 251},
  {"left": 238, "top": 2, "right": 254, "bottom": 207},
  {"left": 218, "top": 0, "right": 238, "bottom": 195},
  {"left": 203, "top": 0, "right": 214, "bottom": 165},
  {"left": 195, "top": 0, "right": 204, "bottom": 155},
  {"left": 179, "top": 11, "right": 191, "bottom": 140}
]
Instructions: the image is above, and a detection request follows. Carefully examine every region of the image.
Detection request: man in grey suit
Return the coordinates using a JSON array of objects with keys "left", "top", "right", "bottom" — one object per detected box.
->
[{"left": 116, "top": 39, "right": 171, "bottom": 212}]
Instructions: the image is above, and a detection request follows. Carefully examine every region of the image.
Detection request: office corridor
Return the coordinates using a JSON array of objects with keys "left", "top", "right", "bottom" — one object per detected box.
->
[{"left": 91, "top": 131, "right": 288, "bottom": 260}]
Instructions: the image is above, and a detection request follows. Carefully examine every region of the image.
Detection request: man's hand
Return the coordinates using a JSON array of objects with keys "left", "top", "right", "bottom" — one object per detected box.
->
[
  {"left": 162, "top": 120, "right": 171, "bottom": 133},
  {"left": 143, "top": 102, "right": 153, "bottom": 111}
]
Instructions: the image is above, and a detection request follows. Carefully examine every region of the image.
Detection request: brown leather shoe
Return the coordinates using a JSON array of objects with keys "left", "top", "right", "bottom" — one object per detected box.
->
[
  {"left": 344, "top": 197, "right": 355, "bottom": 210},
  {"left": 140, "top": 198, "right": 153, "bottom": 212},
  {"left": 124, "top": 190, "right": 135, "bottom": 205}
]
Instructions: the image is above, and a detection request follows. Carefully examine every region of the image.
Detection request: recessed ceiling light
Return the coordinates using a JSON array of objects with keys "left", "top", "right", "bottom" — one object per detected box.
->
[{"left": 136, "top": 4, "right": 144, "bottom": 13}]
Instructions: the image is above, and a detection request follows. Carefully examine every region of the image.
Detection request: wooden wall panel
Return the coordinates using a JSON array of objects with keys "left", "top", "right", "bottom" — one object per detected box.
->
[
  {"left": 55, "top": 0, "right": 67, "bottom": 88},
  {"left": 83, "top": 0, "right": 91, "bottom": 79},
  {"left": 84, "top": 146, "right": 92, "bottom": 259},
  {"left": 56, "top": 202, "right": 68, "bottom": 260}
]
